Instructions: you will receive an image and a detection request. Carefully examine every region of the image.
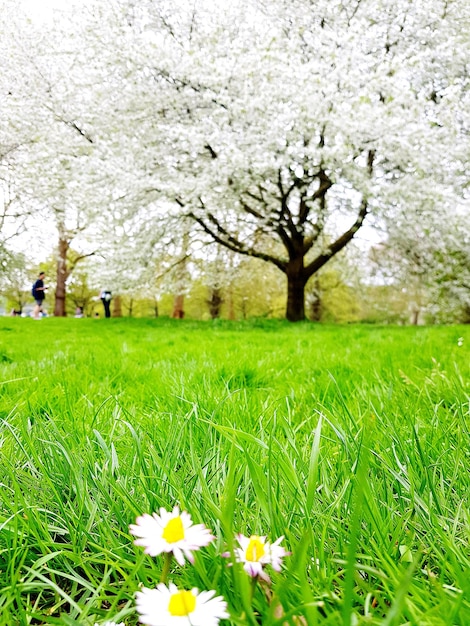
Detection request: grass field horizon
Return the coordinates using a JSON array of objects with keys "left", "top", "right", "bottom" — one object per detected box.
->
[{"left": 0, "top": 318, "right": 469, "bottom": 625}]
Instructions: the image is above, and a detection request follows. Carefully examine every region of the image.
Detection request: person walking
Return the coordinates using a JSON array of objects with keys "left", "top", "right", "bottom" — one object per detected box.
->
[
  {"left": 32, "top": 272, "right": 47, "bottom": 319},
  {"left": 100, "top": 289, "right": 112, "bottom": 318}
]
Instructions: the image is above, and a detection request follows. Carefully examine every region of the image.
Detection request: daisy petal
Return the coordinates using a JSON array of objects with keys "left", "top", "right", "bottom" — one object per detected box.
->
[
  {"left": 136, "top": 584, "right": 228, "bottom": 626},
  {"left": 233, "top": 533, "right": 288, "bottom": 578},
  {"left": 129, "top": 508, "right": 215, "bottom": 565}
]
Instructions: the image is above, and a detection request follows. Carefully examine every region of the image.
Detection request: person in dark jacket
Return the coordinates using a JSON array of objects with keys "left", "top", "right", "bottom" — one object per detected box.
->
[
  {"left": 100, "top": 289, "right": 112, "bottom": 318},
  {"left": 32, "top": 272, "right": 47, "bottom": 319}
]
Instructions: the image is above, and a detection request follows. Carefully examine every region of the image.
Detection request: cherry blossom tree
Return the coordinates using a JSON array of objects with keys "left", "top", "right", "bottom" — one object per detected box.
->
[
  {"left": 76, "top": 0, "right": 467, "bottom": 320},
  {"left": 1, "top": 2, "right": 111, "bottom": 315},
  {"left": 374, "top": 207, "right": 470, "bottom": 323}
]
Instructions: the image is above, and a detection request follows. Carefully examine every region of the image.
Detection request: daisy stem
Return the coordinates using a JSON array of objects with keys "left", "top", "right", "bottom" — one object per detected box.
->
[
  {"left": 160, "top": 552, "right": 172, "bottom": 584},
  {"left": 250, "top": 575, "right": 258, "bottom": 601}
]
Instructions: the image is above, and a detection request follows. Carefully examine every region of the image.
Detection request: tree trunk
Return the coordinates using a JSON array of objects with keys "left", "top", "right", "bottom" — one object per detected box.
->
[
  {"left": 172, "top": 228, "right": 190, "bottom": 319},
  {"left": 286, "top": 265, "right": 307, "bottom": 322},
  {"left": 172, "top": 294, "right": 185, "bottom": 318},
  {"left": 310, "top": 298, "right": 322, "bottom": 322},
  {"left": 208, "top": 287, "right": 223, "bottom": 319},
  {"left": 411, "top": 308, "right": 420, "bottom": 325},
  {"left": 112, "top": 295, "right": 122, "bottom": 317},
  {"left": 462, "top": 304, "right": 470, "bottom": 324},
  {"left": 309, "top": 275, "right": 322, "bottom": 321},
  {"left": 227, "top": 286, "right": 236, "bottom": 320},
  {"left": 241, "top": 297, "right": 248, "bottom": 319},
  {"left": 54, "top": 236, "right": 69, "bottom": 317}
]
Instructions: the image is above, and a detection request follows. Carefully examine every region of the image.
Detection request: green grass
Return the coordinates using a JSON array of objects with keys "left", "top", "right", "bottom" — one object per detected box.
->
[{"left": 0, "top": 318, "right": 469, "bottom": 625}]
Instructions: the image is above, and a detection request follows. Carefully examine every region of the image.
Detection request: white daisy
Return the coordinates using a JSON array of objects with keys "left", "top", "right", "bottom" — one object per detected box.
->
[
  {"left": 94, "top": 622, "right": 125, "bottom": 626},
  {"left": 233, "top": 534, "right": 288, "bottom": 581},
  {"left": 129, "top": 506, "right": 215, "bottom": 565},
  {"left": 136, "top": 583, "right": 228, "bottom": 626}
]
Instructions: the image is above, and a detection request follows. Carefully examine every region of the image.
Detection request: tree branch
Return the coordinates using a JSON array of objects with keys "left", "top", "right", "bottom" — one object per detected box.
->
[
  {"left": 242, "top": 188, "right": 295, "bottom": 257},
  {"left": 68, "top": 251, "right": 97, "bottom": 273},
  {"left": 298, "top": 169, "right": 332, "bottom": 226},
  {"left": 188, "top": 209, "right": 286, "bottom": 271},
  {"left": 277, "top": 169, "right": 300, "bottom": 246},
  {"left": 304, "top": 198, "right": 368, "bottom": 278}
]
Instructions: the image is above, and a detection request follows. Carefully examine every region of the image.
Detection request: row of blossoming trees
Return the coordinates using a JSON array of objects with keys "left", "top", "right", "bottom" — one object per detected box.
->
[{"left": 1, "top": 0, "right": 469, "bottom": 320}]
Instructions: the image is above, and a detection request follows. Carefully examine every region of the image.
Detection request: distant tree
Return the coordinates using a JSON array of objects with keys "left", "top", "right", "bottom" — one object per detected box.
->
[
  {"left": 0, "top": 251, "right": 30, "bottom": 314},
  {"left": 196, "top": 246, "right": 233, "bottom": 320},
  {"left": 226, "top": 257, "right": 285, "bottom": 319},
  {"left": 372, "top": 211, "right": 470, "bottom": 324},
  {"left": 305, "top": 269, "right": 362, "bottom": 324},
  {"left": 0, "top": 174, "right": 28, "bottom": 269},
  {"left": 67, "top": 271, "right": 96, "bottom": 317},
  {"left": 357, "top": 285, "right": 408, "bottom": 325},
  {"left": 1, "top": 7, "right": 104, "bottom": 316},
  {"left": 0, "top": 4, "right": 36, "bottom": 262}
]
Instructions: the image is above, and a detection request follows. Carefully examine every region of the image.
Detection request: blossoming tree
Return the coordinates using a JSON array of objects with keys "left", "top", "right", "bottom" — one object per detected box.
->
[{"left": 77, "top": 0, "right": 468, "bottom": 320}]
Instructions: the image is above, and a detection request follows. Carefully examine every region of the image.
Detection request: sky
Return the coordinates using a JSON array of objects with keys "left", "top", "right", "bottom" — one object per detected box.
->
[{"left": 20, "top": 0, "right": 79, "bottom": 20}]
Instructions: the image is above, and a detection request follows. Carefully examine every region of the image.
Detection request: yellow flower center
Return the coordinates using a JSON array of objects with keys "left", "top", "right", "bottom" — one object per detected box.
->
[
  {"left": 162, "top": 516, "right": 185, "bottom": 543},
  {"left": 246, "top": 536, "right": 266, "bottom": 562},
  {"left": 168, "top": 590, "right": 196, "bottom": 616}
]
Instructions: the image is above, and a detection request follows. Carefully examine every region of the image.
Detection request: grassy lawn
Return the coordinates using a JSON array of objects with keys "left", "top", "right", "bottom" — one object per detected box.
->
[{"left": 0, "top": 318, "right": 469, "bottom": 625}]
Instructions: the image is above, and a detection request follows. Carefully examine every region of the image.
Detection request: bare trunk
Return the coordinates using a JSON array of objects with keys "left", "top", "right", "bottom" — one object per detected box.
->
[
  {"left": 286, "top": 262, "right": 307, "bottom": 322},
  {"left": 462, "top": 304, "right": 470, "bottom": 324},
  {"left": 172, "top": 294, "right": 185, "bottom": 319},
  {"left": 309, "top": 275, "right": 322, "bottom": 322},
  {"left": 112, "top": 295, "right": 122, "bottom": 317},
  {"left": 14, "top": 290, "right": 24, "bottom": 313},
  {"left": 172, "top": 228, "right": 190, "bottom": 320},
  {"left": 227, "top": 286, "right": 236, "bottom": 320},
  {"left": 208, "top": 287, "right": 223, "bottom": 319},
  {"left": 54, "top": 236, "right": 69, "bottom": 317}
]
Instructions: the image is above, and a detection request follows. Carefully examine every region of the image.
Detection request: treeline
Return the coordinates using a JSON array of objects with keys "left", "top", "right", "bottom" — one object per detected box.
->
[{"left": 2, "top": 251, "right": 467, "bottom": 324}]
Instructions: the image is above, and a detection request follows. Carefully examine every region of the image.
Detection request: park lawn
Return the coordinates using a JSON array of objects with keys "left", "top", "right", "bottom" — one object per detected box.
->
[{"left": 0, "top": 318, "right": 468, "bottom": 625}]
